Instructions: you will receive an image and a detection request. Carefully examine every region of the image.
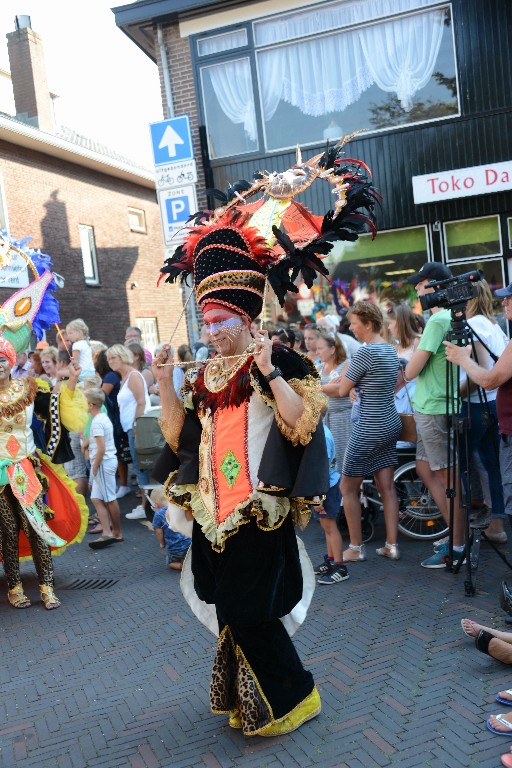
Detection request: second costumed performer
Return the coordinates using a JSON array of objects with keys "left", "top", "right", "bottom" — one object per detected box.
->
[
  {"left": 154, "top": 137, "right": 380, "bottom": 736},
  {"left": 0, "top": 234, "right": 88, "bottom": 610}
]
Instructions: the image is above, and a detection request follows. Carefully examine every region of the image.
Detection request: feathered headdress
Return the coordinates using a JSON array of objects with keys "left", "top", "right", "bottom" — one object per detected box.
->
[{"left": 160, "top": 132, "right": 381, "bottom": 315}]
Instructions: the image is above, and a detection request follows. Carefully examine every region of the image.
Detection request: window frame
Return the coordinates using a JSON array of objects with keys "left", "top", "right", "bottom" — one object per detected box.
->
[
  {"left": 128, "top": 207, "right": 147, "bottom": 234},
  {"left": 192, "top": 0, "right": 460, "bottom": 158},
  {"left": 78, "top": 224, "right": 100, "bottom": 286},
  {"left": 442, "top": 214, "right": 503, "bottom": 264},
  {"left": 134, "top": 317, "right": 159, "bottom": 353},
  {"left": 0, "top": 172, "right": 9, "bottom": 233}
]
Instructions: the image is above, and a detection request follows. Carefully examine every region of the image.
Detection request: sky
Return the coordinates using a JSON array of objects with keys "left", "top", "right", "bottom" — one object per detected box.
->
[{"left": 0, "top": 0, "right": 163, "bottom": 167}]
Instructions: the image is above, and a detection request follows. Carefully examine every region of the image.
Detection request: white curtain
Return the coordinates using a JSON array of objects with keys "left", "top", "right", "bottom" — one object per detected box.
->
[
  {"left": 203, "top": 58, "right": 257, "bottom": 142},
  {"left": 258, "top": 28, "right": 373, "bottom": 121},
  {"left": 358, "top": 9, "right": 446, "bottom": 111},
  {"left": 202, "top": 3, "right": 448, "bottom": 139}
]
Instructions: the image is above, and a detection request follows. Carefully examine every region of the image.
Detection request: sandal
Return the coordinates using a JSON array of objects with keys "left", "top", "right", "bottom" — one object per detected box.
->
[
  {"left": 40, "top": 585, "right": 61, "bottom": 610},
  {"left": 376, "top": 542, "right": 400, "bottom": 560},
  {"left": 8, "top": 583, "right": 31, "bottom": 608},
  {"left": 461, "top": 618, "right": 479, "bottom": 638},
  {"left": 344, "top": 544, "right": 366, "bottom": 562},
  {"left": 496, "top": 690, "right": 512, "bottom": 707},
  {"left": 487, "top": 713, "right": 512, "bottom": 735}
]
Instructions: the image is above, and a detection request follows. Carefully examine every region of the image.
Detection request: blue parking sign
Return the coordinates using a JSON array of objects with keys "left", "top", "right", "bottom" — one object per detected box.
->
[
  {"left": 150, "top": 116, "right": 193, "bottom": 166},
  {"left": 158, "top": 186, "right": 198, "bottom": 246},
  {"left": 165, "top": 195, "right": 190, "bottom": 224}
]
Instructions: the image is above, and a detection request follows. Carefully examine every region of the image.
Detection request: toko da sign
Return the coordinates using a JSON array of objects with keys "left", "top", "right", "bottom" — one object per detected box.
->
[{"left": 412, "top": 160, "right": 512, "bottom": 204}]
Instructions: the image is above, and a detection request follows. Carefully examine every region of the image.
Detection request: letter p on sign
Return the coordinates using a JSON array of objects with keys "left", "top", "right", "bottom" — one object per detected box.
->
[{"left": 165, "top": 195, "right": 190, "bottom": 223}]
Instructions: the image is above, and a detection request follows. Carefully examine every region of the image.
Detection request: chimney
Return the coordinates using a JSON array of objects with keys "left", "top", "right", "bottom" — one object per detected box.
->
[{"left": 7, "top": 16, "right": 54, "bottom": 132}]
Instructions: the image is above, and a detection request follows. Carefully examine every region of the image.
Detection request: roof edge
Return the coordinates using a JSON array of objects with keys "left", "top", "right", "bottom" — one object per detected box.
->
[{"left": 0, "top": 114, "right": 155, "bottom": 190}]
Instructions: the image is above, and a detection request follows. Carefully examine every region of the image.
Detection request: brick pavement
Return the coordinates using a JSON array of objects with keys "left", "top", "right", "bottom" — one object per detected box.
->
[{"left": 1, "top": 496, "right": 512, "bottom": 768}]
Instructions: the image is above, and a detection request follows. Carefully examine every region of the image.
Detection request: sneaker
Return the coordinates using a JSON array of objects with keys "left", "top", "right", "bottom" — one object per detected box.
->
[
  {"left": 317, "top": 564, "right": 349, "bottom": 585},
  {"left": 116, "top": 486, "right": 132, "bottom": 499},
  {"left": 126, "top": 505, "right": 146, "bottom": 520},
  {"left": 433, "top": 535, "right": 449, "bottom": 551},
  {"left": 421, "top": 543, "right": 466, "bottom": 569},
  {"left": 313, "top": 555, "right": 333, "bottom": 576}
]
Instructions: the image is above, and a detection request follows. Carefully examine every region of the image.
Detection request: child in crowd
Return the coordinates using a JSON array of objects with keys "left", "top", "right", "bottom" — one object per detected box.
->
[
  {"left": 85, "top": 388, "right": 123, "bottom": 550},
  {"left": 66, "top": 318, "right": 95, "bottom": 381},
  {"left": 150, "top": 486, "right": 191, "bottom": 570},
  {"left": 312, "top": 424, "right": 349, "bottom": 585}
]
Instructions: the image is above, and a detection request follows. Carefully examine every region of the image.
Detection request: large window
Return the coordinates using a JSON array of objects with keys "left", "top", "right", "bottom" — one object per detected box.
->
[{"left": 197, "top": 0, "right": 459, "bottom": 158}]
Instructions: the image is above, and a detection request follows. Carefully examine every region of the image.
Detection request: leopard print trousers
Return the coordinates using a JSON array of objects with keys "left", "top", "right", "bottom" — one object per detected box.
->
[
  {"left": 210, "top": 625, "right": 272, "bottom": 735},
  {"left": 0, "top": 486, "right": 54, "bottom": 590}
]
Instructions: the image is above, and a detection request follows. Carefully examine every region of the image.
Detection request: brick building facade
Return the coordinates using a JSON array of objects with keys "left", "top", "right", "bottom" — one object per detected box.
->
[{"left": 0, "top": 19, "right": 188, "bottom": 350}]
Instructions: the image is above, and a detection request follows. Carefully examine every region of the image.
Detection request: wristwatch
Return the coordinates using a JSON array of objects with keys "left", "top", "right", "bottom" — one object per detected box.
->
[{"left": 264, "top": 366, "right": 282, "bottom": 383}]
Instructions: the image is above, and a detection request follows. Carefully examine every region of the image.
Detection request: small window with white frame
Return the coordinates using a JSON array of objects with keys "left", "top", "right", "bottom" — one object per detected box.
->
[
  {"left": 128, "top": 207, "right": 146, "bottom": 233},
  {"left": 78, "top": 224, "right": 99, "bottom": 285}
]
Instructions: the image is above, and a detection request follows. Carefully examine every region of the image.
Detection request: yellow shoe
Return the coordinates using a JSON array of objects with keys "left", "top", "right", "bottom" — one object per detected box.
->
[
  {"left": 258, "top": 687, "right": 321, "bottom": 737},
  {"left": 228, "top": 710, "right": 242, "bottom": 729}
]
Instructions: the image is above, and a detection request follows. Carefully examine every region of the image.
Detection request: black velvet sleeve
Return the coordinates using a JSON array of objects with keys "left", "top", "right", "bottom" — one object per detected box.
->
[{"left": 33, "top": 390, "right": 74, "bottom": 464}]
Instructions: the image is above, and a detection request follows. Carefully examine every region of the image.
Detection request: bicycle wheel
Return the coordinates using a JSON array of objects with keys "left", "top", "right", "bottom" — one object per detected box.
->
[{"left": 395, "top": 461, "right": 448, "bottom": 540}]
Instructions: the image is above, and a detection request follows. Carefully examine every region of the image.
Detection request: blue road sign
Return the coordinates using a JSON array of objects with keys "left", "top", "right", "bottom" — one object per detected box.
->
[
  {"left": 165, "top": 195, "right": 190, "bottom": 225},
  {"left": 149, "top": 116, "right": 193, "bottom": 166},
  {"left": 158, "top": 186, "right": 198, "bottom": 246}
]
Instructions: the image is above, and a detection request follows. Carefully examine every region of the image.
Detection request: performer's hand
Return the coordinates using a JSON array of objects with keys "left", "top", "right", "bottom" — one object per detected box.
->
[
  {"left": 152, "top": 344, "right": 174, "bottom": 382},
  {"left": 443, "top": 341, "right": 472, "bottom": 365},
  {"left": 253, "top": 330, "right": 273, "bottom": 377}
]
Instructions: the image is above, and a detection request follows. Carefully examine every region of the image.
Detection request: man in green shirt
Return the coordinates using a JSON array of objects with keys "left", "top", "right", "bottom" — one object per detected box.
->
[{"left": 405, "top": 262, "right": 464, "bottom": 568}]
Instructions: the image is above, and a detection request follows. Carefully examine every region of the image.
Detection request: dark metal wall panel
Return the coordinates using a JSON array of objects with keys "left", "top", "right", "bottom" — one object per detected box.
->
[{"left": 455, "top": 0, "right": 512, "bottom": 114}]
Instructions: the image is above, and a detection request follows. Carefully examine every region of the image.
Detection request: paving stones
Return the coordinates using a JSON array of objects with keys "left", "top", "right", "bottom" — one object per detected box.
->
[{"left": 0, "top": 501, "right": 510, "bottom": 767}]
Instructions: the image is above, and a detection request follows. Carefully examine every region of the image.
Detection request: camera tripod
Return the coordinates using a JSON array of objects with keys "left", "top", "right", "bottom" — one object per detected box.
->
[{"left": 444, "top": 306, "right": 512, "bottom": 595}]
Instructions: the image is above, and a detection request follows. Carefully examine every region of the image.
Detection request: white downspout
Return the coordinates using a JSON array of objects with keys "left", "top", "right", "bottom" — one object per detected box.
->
[{"left": 157, "top": 24, "right": 174, "bottom": 118}]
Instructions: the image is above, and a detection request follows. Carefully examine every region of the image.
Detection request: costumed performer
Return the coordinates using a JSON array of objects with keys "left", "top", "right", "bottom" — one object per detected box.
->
[
  {"left": 0, "top": 336, "right": 88, "bottom": 609},
  {"left": 0, "top": 233, "right": 88, "bottom": 610},
  {"left": 155, "top": 135, "right": 381, "bottom": 736}
]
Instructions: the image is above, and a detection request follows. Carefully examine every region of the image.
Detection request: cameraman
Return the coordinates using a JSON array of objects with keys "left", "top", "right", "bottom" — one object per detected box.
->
[
  {"left": 404, "top": 263, "right": 465, "bottom": 568},
  {"left": 444, "top": 281, "right": 512, "bottom": 527}
]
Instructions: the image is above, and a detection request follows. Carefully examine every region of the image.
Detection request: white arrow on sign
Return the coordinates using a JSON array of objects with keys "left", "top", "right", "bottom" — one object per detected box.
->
[{"left": 158, "top": 125, "right": 185, "bottom": 158}]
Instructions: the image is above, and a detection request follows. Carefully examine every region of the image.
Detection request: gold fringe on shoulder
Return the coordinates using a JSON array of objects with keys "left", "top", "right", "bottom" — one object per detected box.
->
[
  {"left": 0, "top": 377, "right": 37, "bottom": 419},
  {"left": 274, "top": 376, "right": 326, "bottom": 447}
]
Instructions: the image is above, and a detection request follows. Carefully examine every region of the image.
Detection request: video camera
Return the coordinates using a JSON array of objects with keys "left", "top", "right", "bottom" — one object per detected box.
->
[{"left": 419, "top": 269, "right": 483, "bottom": 312}]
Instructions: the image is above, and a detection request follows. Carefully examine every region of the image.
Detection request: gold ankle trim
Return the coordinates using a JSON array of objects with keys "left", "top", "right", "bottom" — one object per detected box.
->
[
  {"left": 40, "top": 585, "right": 60, "bottom": 610},
  {"left": 8, "top": 583, "right": 31, "bottom": 608}
]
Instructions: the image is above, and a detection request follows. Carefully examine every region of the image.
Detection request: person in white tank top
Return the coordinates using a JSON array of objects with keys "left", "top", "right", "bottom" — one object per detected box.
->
[{"left": 106, "top": 344, "right": 150, "bottom": 511}]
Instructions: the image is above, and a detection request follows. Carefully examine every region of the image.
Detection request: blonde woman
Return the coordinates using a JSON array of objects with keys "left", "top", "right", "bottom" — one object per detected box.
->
[
  {"left": 106, "top": 344, "right": 150, "bottom": 518},
  {"left": 39, "top": 346, "right": 59, "bottom": 386},
  {"left": 387, "top": 304, "right": 422, "bottom": 361}
]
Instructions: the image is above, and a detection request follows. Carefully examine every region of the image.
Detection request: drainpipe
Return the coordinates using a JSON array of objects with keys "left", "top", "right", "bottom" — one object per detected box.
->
[{"left": 157, "top": 24, "right": 174, "bottom": 118}]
